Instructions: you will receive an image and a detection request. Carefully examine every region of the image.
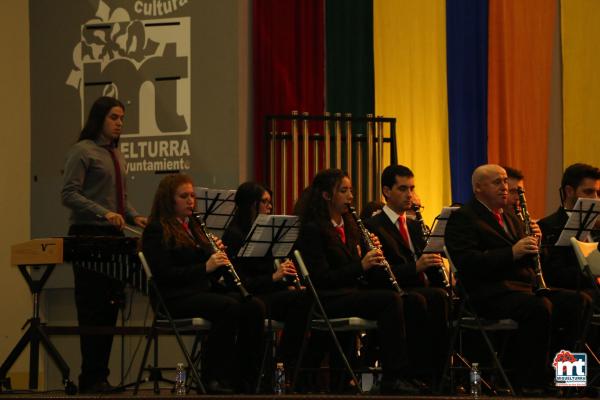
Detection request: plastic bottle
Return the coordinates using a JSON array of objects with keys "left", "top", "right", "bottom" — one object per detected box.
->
[
  {"left": 175, "top": 362, "right": 186, "bottom": 395},
  {"left": 274, "top": 362, "right": 285, "bottom": 394},
  {"left": 470, "top": 362, "right": 481, "bottom": 398}
]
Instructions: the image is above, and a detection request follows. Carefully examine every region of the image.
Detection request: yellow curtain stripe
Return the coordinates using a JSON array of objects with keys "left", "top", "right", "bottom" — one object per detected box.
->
[
  {"left": 561, "top": 0, "right": 600, "bottom": 168},
  {"left": 373, "top": 0, "right": 451, "bottom": 224}
]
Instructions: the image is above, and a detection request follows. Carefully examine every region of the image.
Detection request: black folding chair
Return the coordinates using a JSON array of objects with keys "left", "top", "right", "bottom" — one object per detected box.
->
[
  {"left": 133, "top": 252, "right": 209, "bottom": 395},
  {"left": 290, "top": 250, "right": 378, "bottom": 394},
  {"left": 438, "top": 246, "right": 517, "bottom": 396}
]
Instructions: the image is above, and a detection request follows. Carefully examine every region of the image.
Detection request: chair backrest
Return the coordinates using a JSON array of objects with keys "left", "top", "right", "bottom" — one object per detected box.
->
[
  {"left": 293, "top": 249, "right": 310, "bottom": 279},
  {"left": 570, "top": 237, "right": 600, "bottom": 276},
  {"left": 138, "top": 251, "right": 154, "bottom": 280},
  {"left": 443, "top": 245, "right": 458, "bottom": 274}
]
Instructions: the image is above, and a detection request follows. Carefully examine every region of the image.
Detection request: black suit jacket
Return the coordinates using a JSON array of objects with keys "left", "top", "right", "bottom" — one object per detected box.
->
[
  {"left": 142, "top": 220, "right": 224, "bottom": 300},
  {"left": 364, "top": 211, "right": 429, "bottom": 287},
  {"left": 444, "top": 199, "right": 535, "bottom": 301},
  {"left": 295, "top": 215, "right": 365, "bottom": 294},
  {"left": 538, "top": 207, "right": 590, "bottom": 290}
]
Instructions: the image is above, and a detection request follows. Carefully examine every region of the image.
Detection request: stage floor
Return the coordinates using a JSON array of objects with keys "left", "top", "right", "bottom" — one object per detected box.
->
[{"left": 0, "top": 389, "right": 594, "bottom": 399}]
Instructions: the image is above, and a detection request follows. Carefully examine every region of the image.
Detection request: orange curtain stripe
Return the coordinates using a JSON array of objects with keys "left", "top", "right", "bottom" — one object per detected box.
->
[{"left": 487, "top": 0, "right": 557, "bottom": 218}]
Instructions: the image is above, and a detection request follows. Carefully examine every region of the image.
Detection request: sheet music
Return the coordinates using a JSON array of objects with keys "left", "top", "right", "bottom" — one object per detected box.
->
[
  {"left": 423, "top": 207, "right": 460, "bottom": 253},
  {"left": 238, "top": 215, "right": 300, "bottom": 258},
  {"left": 555, "top": 198, "right": 600, "bottom": 246},
  {"left": 194, "top": 187, "right": 237, "bottom": 234}
]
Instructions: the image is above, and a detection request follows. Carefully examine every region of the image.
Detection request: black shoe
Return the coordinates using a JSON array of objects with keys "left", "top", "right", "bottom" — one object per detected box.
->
[
  {"left": 519, "top": 385, "right": 546, "bottom": 397},
  {"left": 380, "top": 378, "right": 420, "bottom": 395},
  {"left": 79, "top": 380, "right": 123, "bottom": 394},
  {"left": 410, "top": 378, "right": 432, "bottom": 395},
  {"left": 205, "top": 379, "right": 235, "bottom": 394}
]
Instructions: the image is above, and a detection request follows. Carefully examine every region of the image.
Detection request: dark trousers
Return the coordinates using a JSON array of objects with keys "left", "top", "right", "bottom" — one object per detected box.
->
[
  {"left": 166, "top": 292, "right": 265, "bottom": 387},
  {"left": 258, "top": 290, "right": 313, "bottom": 366},
  {"left": 69, "top": 224, "right": 124, "bottom": 388},
  {"left": 404, "top": 287, "right": 450, "bottom": 381},
  {"left": 475, "top": 288, "right": 590, "bottom": 386},
  {"left": 321, "top": 289, "right": 407, "bottom": 381}
]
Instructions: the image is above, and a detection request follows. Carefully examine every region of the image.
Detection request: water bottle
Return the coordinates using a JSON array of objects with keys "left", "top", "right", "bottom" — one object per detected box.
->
[
  {"left": 175, "top": 362, "right": 186, "bottom": 395},
  {"left": 470, "top": 362, "right": 481, "bottom": 398},
  {"left": 274, "top": 362, "right": 285, "bottom": 394}
]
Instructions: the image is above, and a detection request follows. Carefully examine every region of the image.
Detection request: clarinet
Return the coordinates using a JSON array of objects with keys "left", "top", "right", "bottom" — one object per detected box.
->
[
  {"left": 274, "top": 258, "right": 303, "bottom": 290},
  {"left": 516, "top": 188, "right": 550, "bottom": 294},
  {"left": 347, "top": 205, "right": 405, "bottom": 296},
  {"left": 412, "top": 205, "right": 451, "bottom": 290},
  {"left": 191, "top": 212, "right": 251, "bottom": 298}
]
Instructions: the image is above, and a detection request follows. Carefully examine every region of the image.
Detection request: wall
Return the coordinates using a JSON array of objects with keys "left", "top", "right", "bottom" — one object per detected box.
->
[{"left": 0, "top": 1, "right": 32, "bottom": 389}]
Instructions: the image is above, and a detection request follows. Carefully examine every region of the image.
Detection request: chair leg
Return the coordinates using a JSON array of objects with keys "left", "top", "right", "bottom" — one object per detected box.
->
[
  {"left": 133, "top": 328, "right": 155, "bottom": 395},
  {"left": 437, "top": 319, "right": 461, "bottom": 394},
  {"left": 256, "top": 326, "right": 277, "bottom": 394},
  {"left": 171, "top": 326, "right": 206, "bottom": 394},
  {"left": 477, "top": 327, "right": 515, "bottom": 396}
]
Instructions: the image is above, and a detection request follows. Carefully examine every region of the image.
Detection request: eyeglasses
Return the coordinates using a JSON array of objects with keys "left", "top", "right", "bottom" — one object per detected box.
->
[{"left": 260, "top": 198, "right": 272, "bottom": 206}]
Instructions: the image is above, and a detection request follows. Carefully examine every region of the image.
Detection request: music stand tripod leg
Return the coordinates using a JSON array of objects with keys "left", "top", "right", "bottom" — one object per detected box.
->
[
  {"left": 36, "top": 324, "right": 75, "bottom": 393},
  {"left": 0, "top": 322, "right": 35, "bottom": 391}
]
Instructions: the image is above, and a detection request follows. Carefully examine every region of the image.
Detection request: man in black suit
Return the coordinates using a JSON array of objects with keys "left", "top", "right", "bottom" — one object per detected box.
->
[
  {"left": 538, "top": 163, "right": 600, "bottom": 290},
  {"left": 445, "top": 164, "right": 590, "bottom": 395},
  {"left": 502, "top": 165, "right": 525, "bottom": 219},
  {"left": 363, "top": 165, "right": 449, "bottom": 386}
]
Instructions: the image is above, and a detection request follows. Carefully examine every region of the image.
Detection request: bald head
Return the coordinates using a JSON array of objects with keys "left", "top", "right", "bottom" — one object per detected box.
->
[
  {"left": 472, "top": 164, "right": 509, "bottom": 210},
  {"left": 472, "top": 164, "right": 505, "bottom": 189}
]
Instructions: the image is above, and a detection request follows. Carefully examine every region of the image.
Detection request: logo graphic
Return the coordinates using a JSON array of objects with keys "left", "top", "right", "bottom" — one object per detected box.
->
[
  {"left": 67, "top": 0, "right": 192, "bottom": 173},
  {"left": 553, "top": 350, "right": 586, "bottom": 387}
]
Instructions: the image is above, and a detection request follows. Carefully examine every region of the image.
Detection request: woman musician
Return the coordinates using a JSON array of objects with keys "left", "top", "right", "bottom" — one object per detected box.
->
[
  {"left": 222, "top": 182, "right": 313, "bottom": 387},
  {"left": 141, "top": 174, "right": 264, "bottom": 394},
  {"left": 294, "top": 168, "right": 418, "bottom": 395}
]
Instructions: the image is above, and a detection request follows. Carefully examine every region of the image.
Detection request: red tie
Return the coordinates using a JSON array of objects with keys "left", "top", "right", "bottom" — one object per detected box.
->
[
  {"left": 397, "top": 214, "right": 410, "bottom": 246},
  {"left": 335, "top": 225, "right": 346, "bottom": 244},
  {"left": 493, "top": 211, "right": 504, "bottom": 228},
  {"left": 181, "top": 219, "right": 191, "bottom": 235},
  {"left": 105, "top": 146, "right": 125, "bottom": 216}
]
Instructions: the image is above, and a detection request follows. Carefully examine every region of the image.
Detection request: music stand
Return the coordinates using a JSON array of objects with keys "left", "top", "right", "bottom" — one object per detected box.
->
[
  {"left": 555, "top": 198, "right": 600, "bottom": 246},
  {"left": 423, "top": 207, "right": 460, "bottom": 254},
  {"left": 237, "top": 215, "right": 300, "bottom": 259},
  {"left": 194, "top": 187, "right": 237, "bottom": 237},
  {"left": 423, "top": 207, "right": 459, "bottom": 293}
]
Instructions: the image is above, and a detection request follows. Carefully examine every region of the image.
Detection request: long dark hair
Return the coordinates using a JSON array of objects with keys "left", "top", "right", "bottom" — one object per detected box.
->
[
  {"left": 297, "top": 168, "right": 360, "bottom": 244},
  {"left": 147, "top": 174, "right": 207, "bottom": 249},
  {"left": 78, "top": 96, "right": 125, "bottom": 142},
  {"left": 229, "top": 182, "right": 269, "bottom": 235}
]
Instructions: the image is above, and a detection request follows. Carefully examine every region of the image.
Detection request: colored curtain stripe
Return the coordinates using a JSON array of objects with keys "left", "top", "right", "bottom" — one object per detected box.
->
[
  {"left": 487, "top": 0, "right": 556, "bottom": 218},
  {"left": 561, "top": 0, "right": 600, "bottom": 169},
  {"left": 326, "top": 0, "right": 374, "bottom": 118},
  {"left": 446, "top": 0, "right": 489, "bottom": 205},
  {"left": 373, "top": 0, "right": 451, "bottom": 225},
  {"left": 252, "top": 0, "right": 325, "bottom": 185}
]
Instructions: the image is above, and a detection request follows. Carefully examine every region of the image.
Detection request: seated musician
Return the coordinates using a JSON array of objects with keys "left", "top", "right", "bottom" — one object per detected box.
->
[
  {"left": 502, "top": 165, "right": 525, "bottom": 220},
  {"left": 61, "top": 96, "right": 147, "bottom": 394},
  {"left": 294, "top": 168, "right": 419, "bottom": 395},
  {"left": 141, "top": 174, "right": 265, "bottom": 394},
  {"left": 444, "top": 164, "right": 591, "bottom": 396},
  {"left": 538, "top": 163, "right": 600, "bottom": 290},
  {"left": 221, "top": 182, "right": 312, "bottom": 387},
  {"left": 364, "top": 165, "right": 449, "bottom": 388}
]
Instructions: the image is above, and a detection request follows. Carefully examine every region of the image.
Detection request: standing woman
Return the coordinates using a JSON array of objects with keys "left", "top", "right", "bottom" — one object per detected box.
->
[
  {"left": 141, "top": 174, "right": 265, "bottom": 394},
  {"left": 295, "top": 168, "right": 418, "bottom": 395},
  {"left": 61, "top": 96, "right": 147, "bottom": 394},
  {"left": 222, "top": 182, "right": 312, "bottom": 383}
]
